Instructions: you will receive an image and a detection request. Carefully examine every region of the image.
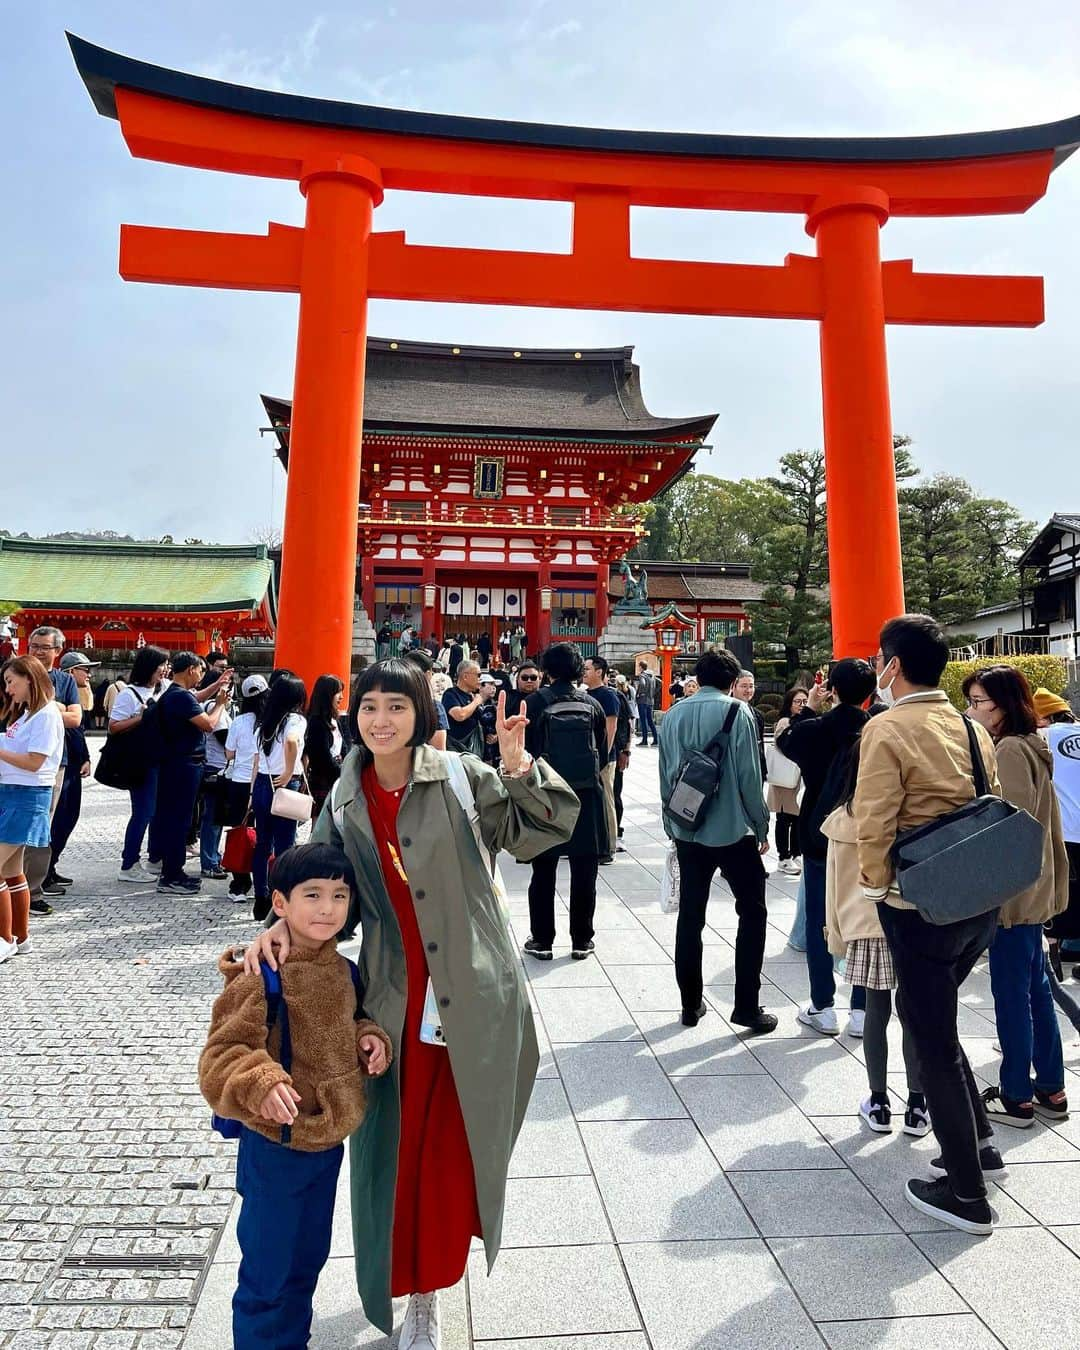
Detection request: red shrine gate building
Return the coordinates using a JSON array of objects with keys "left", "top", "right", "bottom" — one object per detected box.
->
[{"left": 263, "top": 338, "right": 721, "bottom": 658}]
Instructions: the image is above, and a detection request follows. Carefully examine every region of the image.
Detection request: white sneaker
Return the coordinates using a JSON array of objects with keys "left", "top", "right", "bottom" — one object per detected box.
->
[
  {"left": 779, "top": 859, "right": 797, "bottom": 876},
  {"left": 788, "top": 858, "right": 803, "bottom": 875},
  {"left": 145, "top": 859, "right": 163, "bottom": 875},
  {"left": 0, "top": 937, "right": 18, "bottom": 966},
  {"left": 400, "top": 1291, "right": 441, "bottom": 1350},
  {"left": 15, "top": 937, "right": 31, "bottom": 956},
  {"left": 846, "top": 1010, "right": 866, "bottom": 1038},
  {"left": 798, "top": 1003, "right": 839, "bottom": 1035},
  {"left": 118, "top": 863, "right": 153, "bottom": 883}
]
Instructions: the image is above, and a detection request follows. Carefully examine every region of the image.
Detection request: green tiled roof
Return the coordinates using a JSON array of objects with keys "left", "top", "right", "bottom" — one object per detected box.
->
[{"left": 0, "top": 540, "right": 273, "bottom": 615}]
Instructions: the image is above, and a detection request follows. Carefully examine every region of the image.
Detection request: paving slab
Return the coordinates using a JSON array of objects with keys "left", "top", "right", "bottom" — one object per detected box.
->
[
  {"left": 467, "top": 1245, "right": 640, "bottom": 1340},
  {"left": 819, "top": 1314, "right": 1005, "bottom": 1349},
  {"left": 729, "top": 1168, "right": 899, "bottom": 1237},
  {"left": 676, "top": 1074, "right": 844, "bottom": 1171},
  {"left": 507, "top": 1078, "right": 591, "bottom": 1178},
  {"left": 913, "top": 1226, "right": 1080, "bottom": 1348},
  {"left": 476, "top": 1337, "right": 648, "bottom": 1350},
  {"left": 554, "top": 1041, "right": 688, "bottom": 1121},
  {"left": 620, "top": 1239, "right": 822, "bottom": 1350},
  {"left": 579, "top": 1119, "right": 754, "bottom": 1242},
  {"left": 746, "top": 1036, "right": 877, "bottom": 1115},
  {"left": 993, "top": 1159, "right": 1080, "bottom": 1225},
  {"left": 532, "top": 986, "right": 641, "bottom": 1043},
  {"left": 499, "top": 1175, "right": 611, "bottom": 1247},
  {"left": 768, "top": 1233, "right": 966, "bottom": 1320},
  {"left": 632, "top": 1009, "right": 768, "bottom": 1076}
]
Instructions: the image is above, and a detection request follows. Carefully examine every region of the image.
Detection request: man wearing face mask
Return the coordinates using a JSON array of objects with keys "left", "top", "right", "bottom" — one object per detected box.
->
[{"left": 853, "top": 614, "right": 1002, "bottom": 1238}]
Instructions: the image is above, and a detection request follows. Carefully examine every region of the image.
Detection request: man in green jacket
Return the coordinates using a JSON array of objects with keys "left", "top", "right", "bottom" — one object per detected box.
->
[{"left": 659, "top": 647, "right": 776, "bottom": 1035}]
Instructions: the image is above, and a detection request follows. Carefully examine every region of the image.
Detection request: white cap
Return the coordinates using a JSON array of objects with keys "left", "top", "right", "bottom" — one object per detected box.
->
[
  {"left": 479, "top": 673, "right": 497, "bottom": 684},
  {"left": 241, "top": 674, "right": 269, "bottom": 697}
]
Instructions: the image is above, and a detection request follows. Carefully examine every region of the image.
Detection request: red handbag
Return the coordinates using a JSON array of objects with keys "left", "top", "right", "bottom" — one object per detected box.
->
[{"left": 222, "top": 825, "right": 256, "bottom": 873}]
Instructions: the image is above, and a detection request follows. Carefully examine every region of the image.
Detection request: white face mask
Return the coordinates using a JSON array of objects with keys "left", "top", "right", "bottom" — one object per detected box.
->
[{"left": 876, "top": 659, "right": 897, "bottom": 708}]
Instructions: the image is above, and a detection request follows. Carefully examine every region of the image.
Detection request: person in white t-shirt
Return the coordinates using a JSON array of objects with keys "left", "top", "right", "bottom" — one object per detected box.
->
[
  {"left": 109, "top": 645, "right": 171, "bottom": 884},
  {"left": 1034, "top": 690, "right": 1080, "bottom": 961},
  {"left": 251, "top": 675, "right": 308, "bottom": 920},
  {"left": 0, "top": 657, "right": 65, "bottom": 963},
  {"left": 221, "top": 675, "right": 269, "bottom": 899}
]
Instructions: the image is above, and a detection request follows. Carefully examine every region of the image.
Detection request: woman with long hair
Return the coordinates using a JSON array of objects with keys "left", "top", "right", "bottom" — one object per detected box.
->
[
  {"left": 109, "top": 644, "right": 170, "bottom": 883},
  {"left": 768, "top": 686, "right": 807, "bottom": 877},
  {"left": 242, "top": 658, "right": 577, "bottom": 1347},
  {"left": 965, "top": 665, "right": 1071, "bottom": 1128},
  {"left": 251, "top": 674, "right": 308, "bottom": 920},
  {"left": 304, "top": 674, "right": 346, "bottom": 820},
  {"left": 0, "top": 657, "right": 65, "bottom": 963},
  {"left": 221, "top": 674, "right": 269, "bottom": 899}
]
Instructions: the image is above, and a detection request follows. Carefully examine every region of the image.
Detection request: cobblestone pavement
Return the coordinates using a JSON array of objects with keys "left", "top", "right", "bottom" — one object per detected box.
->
[{"left": 4, "top": 747, "right": 1080, "bottom": 1347}]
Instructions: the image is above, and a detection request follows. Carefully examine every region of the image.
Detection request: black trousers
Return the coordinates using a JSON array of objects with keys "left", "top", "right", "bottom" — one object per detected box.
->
[
  {"left": 614, "top": 765, "right": 624, "bottom": 834},
  {"left": 878, "top": 903, "right": 997, "bottom": 1200},
  {"left": 528, "top": 853, "right": 598, "bottom": 949},
  {"left": 775, "top": 811, "right": 800, "bottom": 860},
  {"left": 674, "top": 836, "right": 767, "bottom": 1017},
  {"left": 49, "top": 761, "right": 83, "bottom": 866}
]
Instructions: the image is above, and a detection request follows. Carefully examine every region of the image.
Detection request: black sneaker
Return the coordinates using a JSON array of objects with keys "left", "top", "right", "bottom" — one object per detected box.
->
[
  {"left": 201, "top": 867, "right": 228, "bottom": 881},
  {"left": 29, "top": 897, "right": 53, "bottom": 916},
  {"left": 598, "top": 855, "right": 614, "bottom": 866},
  {"left": 929, "top": 1143, "right": 1007, "bottom": 1181},
  {"left": 681, "top": 1002, "right": 707, "bottom": 1027},
  {"left": 571, "top": 940, "right": 595, "bottom": 961},
  {"left": 981, "top": 1086, "right": 1035, "bottom": 1128},
  {"left": 1033, "top": 1088, "right": 1069, "bottom": 1122},
  {"left": 51, "top": 870, "right": 73, "bottom": 886},
  {"left": 42, "top": 880, "right": 68, "bottom": 896},
  {"left": 730, "top": 1007, "right": 778, "bottom": 1035},
  {"left": 252, "top": 894, "right": 273, "bottom": 923},
  {"left": 860, "top": 1096, "right": 892, "bottom": 1133},
  {"left": 523, "top": 938, "right": 553, "bottom": 962},
  {"left": 904, "top": 1178, "right": 993, "bottom": 1235},
  {"left": 157, "top": 878, "right": 201, "bottom": 895}
]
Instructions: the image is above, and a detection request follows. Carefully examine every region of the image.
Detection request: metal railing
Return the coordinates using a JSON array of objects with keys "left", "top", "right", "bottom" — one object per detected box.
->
[{"left": 948, "top": 632, "right": 1076, "bottom": 662}]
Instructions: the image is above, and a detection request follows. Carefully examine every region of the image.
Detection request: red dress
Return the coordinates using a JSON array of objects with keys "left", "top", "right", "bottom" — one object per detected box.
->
[{"left": 362, "top": 767, "right": 482, "bottom": 1295}]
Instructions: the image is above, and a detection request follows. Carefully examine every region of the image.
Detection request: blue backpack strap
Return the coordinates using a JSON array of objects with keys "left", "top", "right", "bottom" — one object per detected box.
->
[
  {"left": 259, "top": 963, "right": 293, "bottom": 1145},
  {"left": 344, "top": 957, "right": 365, "bottom": 1020}
]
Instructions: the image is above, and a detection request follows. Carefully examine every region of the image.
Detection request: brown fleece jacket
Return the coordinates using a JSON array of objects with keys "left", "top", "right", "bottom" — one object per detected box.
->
[{"left": 198, "top": 941, "right": 393, "bottom": 1152}]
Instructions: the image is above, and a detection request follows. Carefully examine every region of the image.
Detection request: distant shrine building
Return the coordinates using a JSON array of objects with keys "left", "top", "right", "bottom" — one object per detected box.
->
[{"left": 264, "top": 339, "right": 762, "bottom": 660}]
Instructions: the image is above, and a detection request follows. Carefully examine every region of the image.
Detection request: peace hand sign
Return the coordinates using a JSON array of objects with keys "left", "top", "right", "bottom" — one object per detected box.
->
[{"left": 495, "top": 691, "right": 528, "bottom": 774}]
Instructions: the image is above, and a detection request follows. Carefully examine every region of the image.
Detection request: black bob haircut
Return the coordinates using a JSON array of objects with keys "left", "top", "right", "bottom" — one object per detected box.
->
[
  {"left": 270, "top": 843, "right": 357, "bottom": 900},
  {"left": 695, "top": 647, "right": 741, "bottom": 690},
  {"left": 170, "top": 651, "right": 205, "bottom": 676},
  {"left": 348, "top": 658, "right": 437, "bottom": 766},
  {"left": 541, "top": 641, "right": 584, "bottom": 683},
  {"left": 828, "top": 658, "right": 877, "bottom": 706}
]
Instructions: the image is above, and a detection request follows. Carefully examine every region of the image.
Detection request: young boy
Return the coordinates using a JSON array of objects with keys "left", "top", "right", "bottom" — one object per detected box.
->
[{"left": 199, "top": 842, "right": 392, "bottom": 1349}]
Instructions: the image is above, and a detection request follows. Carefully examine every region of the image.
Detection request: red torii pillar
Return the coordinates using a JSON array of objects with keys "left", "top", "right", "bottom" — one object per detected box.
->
[{"left": 67, "top": 34, "right": 1076, "bottom": 689}]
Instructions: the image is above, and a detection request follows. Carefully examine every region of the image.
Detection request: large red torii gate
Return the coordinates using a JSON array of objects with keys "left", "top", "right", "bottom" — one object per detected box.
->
[{"left": 69, "top": 35, "right": 1080, "bottom": 693}]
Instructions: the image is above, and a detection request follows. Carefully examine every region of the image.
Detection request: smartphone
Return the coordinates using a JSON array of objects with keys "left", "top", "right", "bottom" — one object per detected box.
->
[{"left": 814, "top": 670, "right": 824, "bottom": 686}]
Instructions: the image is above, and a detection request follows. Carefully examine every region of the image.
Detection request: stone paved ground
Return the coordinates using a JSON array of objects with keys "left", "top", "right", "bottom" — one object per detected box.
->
[{"left": 3, "top": 745, "right": 1080, "bottom": 1347}]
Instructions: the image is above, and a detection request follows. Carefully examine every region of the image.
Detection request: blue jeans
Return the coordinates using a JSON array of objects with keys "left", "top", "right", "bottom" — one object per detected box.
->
[
  {"left": 788, "top": 872, "right": 807, "bottom": 950},
  {"left": 803, "top": 855, "right": 864, "bottom": 1013},
  {"left": 122, "top": 767, "right": 161, "bottom": 870},
  {"left": 199, "top": 768, "right": 223, "bottom": 872},
  {"left": 638, "top": 703, "right": 657, "bottom": 742},
  {"left": 989, "top": 922, "right": 1065, "bottom": 1101},
  {"left": 233, "top": 1127, "right": 343, "bottom": 1350},
  {"left": 154, "top": 759, "right": 203, "bottom": 883},
  {"left": 252, "top": 773, "right": 301, "bottom": 898}
]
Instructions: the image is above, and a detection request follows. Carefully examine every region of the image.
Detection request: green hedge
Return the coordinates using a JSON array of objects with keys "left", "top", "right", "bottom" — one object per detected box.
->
[{"left": 941, "top": 655, "right": 1068, "bottom": 711}]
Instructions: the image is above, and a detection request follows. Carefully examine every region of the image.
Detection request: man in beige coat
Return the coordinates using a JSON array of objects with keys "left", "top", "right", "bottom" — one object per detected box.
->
[{"left": 854, "top": 614, "right": 1001, "bottom": 1237}]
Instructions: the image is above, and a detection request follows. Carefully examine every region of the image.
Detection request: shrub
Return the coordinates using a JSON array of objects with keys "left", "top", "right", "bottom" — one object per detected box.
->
[{"left": 941, "top": 655, "right": 1068, "bottom": 711}]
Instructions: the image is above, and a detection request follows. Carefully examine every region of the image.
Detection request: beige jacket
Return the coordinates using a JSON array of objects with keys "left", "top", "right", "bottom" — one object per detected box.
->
[
  {"left": 994, "top": 733, "right": 1069, "bottom": 928},
  {"left": 822, "top": 805, "right": 886, "bottom": 955},
  {"left": 853, "top": 691, "right": 999, "bottom": 910}
]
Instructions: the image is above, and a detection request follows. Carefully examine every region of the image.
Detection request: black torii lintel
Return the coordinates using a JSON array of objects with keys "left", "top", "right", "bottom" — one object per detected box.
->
[{"left": 68, "top": 33, "right": 1080, "bottom": 169}]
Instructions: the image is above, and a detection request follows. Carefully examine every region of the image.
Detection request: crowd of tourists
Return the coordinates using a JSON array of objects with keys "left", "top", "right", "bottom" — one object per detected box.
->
[{"left": 3, "top": 616, "right": 1079, "bottom": 1348}]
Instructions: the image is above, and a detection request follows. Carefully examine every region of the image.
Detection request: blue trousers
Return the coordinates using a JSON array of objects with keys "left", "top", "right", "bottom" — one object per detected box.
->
[
  {"left": 199, "top": 768, "right": 223, "bottom": 872},
  {"left": 787, "top": 872, "right": 807, "bottom": 951},
  {"left": 233, "top": 1127, "right": 343, "bottom": 1350},
  {"left": 154, "top": 759, "right": 202, "bottom": 883},
  {"left": 989, "top": 922, "right": 1065, "bottom": 1101},
  {"left": 802, "top": 855, "right": 865, "bottom": 1012},
  {"left": 637, "top": 703, "right": 657, "bottom": 743},
  {"left": 122, "top": 767, "right": 162, "bottom": 870},
  {"left": 252, "top": 773, "right": 300, "bottom": 898}
]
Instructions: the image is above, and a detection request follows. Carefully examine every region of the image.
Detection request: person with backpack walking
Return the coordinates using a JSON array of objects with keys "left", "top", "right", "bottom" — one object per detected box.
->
[
  {"left": 658, "top": 647, "right": 775, "bottom": 1034},
  {"left": 612, "top": 674, "right": 634, "bottom": 843},
  {"left": 109, "top": 645, "right": 171, "bottom": 883},
  {"left": 240, "top": 658, "right": 578, "bottom": 1345},
  {"left": 635, "top": 661, "right": 659, "bottom": 746},
  {"left": 523, "top": 642, "right": 610, "bottom": 961},
  {"left": 583, "top": 656, "right": 620, "bottom": 864}
]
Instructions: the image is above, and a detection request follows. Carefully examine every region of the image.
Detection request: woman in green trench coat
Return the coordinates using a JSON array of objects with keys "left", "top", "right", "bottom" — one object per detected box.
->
[{"left": 245, "top": 659, "right": 578, "bottom": 1345}]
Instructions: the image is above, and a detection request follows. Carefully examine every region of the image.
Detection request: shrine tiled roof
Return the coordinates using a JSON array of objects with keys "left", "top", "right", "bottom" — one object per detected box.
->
[
  {"left": 0, "top": 539, "right": 273, "bottom": 614},
  {"left": 263, "top": 338, "right": 716, "bottom": 448},
  {"left": 607, "top": 564, "right": 765, "bottom": 603}
]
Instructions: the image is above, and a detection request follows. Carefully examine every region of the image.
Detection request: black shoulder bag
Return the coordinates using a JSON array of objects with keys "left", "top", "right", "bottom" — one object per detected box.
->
[{"left": 664, "top": 703, "right": 741, "bottom": 830}]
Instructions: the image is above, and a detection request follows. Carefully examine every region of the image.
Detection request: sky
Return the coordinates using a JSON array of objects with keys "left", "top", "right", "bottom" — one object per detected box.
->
[{"left": 5, "top": 1, "right": 1080, "bottom": 544}]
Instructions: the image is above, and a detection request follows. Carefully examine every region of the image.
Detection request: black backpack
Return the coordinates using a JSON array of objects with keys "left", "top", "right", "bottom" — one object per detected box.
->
[
  {"left": 94, "top": 691, "right": 165, "bottom": 790},
  {"left": 538, "top": 692, "right": 601, "bottom": 790}
]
